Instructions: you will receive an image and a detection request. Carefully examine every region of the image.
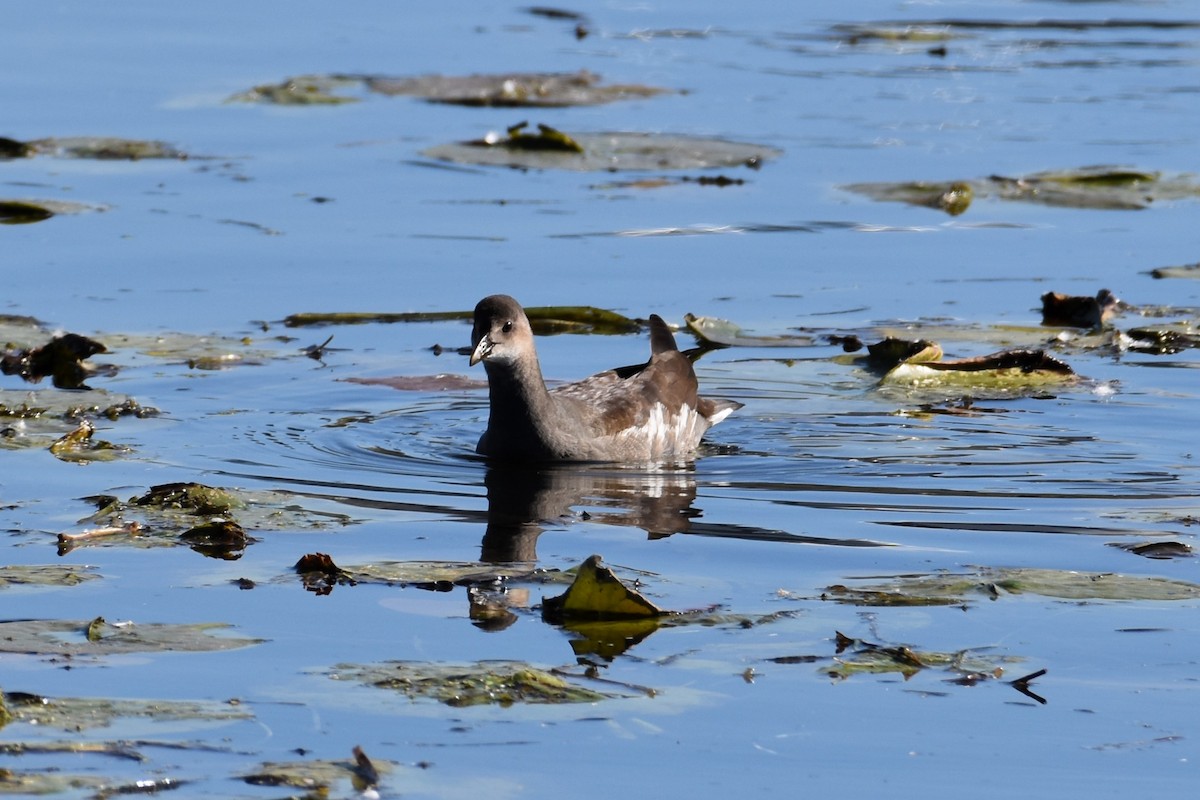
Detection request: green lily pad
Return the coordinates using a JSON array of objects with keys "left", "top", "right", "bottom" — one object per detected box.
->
[
  {"left": 423, "top": 127, "right": 782, "bottom": 172},
  {"left": 330, "top": 660, "right": 614, "bottom": 706},
  {"left": 0, "top": 618, "right": 264, "bottom": 656},
  {"left": 0, "top": 564, "right": 99, "bottom": 589},
  {"left": 48, "top": 419, "right": 132, "bottom": 463}
]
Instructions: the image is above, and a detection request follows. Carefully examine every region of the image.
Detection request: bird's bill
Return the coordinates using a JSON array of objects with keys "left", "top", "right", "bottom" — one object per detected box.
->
[{"left": 469, "top": 334, "right": 493, "bottom": 366}]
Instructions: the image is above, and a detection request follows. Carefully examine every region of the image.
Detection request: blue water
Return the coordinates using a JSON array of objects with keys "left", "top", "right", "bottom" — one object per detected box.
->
[{"left": 3, "top": 1, "right": 1199, "bottom": 797}]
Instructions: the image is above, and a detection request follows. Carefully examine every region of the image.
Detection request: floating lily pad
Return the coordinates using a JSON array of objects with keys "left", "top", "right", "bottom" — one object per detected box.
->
[
  {"left": 823, "top": 567, "right": 1200, "bottom": 605},
  {"left": 822, "top": 631, "right": 1028, "bottom": 685},
  {"left": 0, "top": 564, "right": 98, "bottom": 589},
  {"left": 0, "top": 618, "right": 264, "bottom": 656},
  {"left": 283, "top": 304, "right": 640, "bottom": 335},
  {"left": 229, "top": 70, "right": 669, "bottom": 107},
  {"left": 2, "top": 136, "right": 187, "bottom": 160},
  {"left": 1149, "top": 262, "right": 1200, "bottom": 280},
  {"left": 241, "top": 748, "right": 390, "bottom": 790},
  {"left": 879, "top": 349, "right": 1076, "bottom": 391},
  {"left": 60, "top": 483, "right": 351, "bottom": 557},
  {"left": 48, "top": 419, "right": 131, "bottom": 463},
  {"left": 369, "top": 70, "right": 668, "bottom": 106},
  {"left": 844, "top": 167, "right": 1200, "bottom": 214},
  {"left": 331, "top": 660, "right": 614, "bottom": 706},
  {"left": 0, "top": 198, "right": 106, "bottom": 225},
  {"left": 1, "top": 690, "right": 252, "bottom": 731},
  {"left": 1, "top": 389, "right": 157, "bottom": 455},
  {"left": 423, "top": 126, "right": 781, "bottom": 172},
  {"left": 683, "top": 314, "right": 815, "bottom": 348}
]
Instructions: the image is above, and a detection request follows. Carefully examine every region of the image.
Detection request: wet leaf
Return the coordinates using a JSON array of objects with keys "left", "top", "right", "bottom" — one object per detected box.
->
[
  {"left": 542, "top": 554, "right": 665, "bottom": 622},
  {"left": 0, "top": 618, "right": 264, "bottom": 656},
  {"left": 331, "top": 660, "right": 614, "bottom": 706},
  {"left": 0, "top": 564, "right": 99, "bottom": 589},
  {"left": 423, "top": 128, "right": 781, "bottom": 172},
  {"left": 823, "top": 567, "right": 1200, "bottom": 605},
  {"left": 683, "top": 314, "right": 815, "bottom": 348}
]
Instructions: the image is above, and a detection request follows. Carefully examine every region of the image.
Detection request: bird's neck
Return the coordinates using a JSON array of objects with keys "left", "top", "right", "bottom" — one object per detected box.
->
[{"left": 484, "top": 356, "right": 552, "bottom": 432}]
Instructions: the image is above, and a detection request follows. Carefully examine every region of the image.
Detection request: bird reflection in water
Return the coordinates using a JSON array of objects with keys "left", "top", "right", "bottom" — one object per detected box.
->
[{"left": 480, "top": 461, "right": 701, "bottom": 564}]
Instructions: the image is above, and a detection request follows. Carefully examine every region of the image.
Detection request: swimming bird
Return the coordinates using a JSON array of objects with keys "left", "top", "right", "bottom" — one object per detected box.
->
[{"left": 469, "top": 294, "right": 741, "bottom": 462}]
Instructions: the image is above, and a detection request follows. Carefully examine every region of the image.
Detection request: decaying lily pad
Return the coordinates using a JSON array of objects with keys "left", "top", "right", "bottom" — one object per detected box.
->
[
  {"left": 331, "top": 660, "right": 614, "bottom": 706},
  {"left": 291, "top": 553, "right": 547, "bottom": 596},
  {"left": 1, "top": 389, "right": 158, "bottom": 455},
  {"left": 865, "top": 337, "right": 942, "bottom": 370},
  {"left": 1, "top": 690, "right": 252, "bottom": 731},
  {"left": 843, "top": 167, "right": 1200, "bottom": 214},
  {"left": 823, "top": 567, "right": 1200, "bottom": 605},
  {"left": 1109, "top": 541, "right": 1194, "bottom": 560},
  {"left": 241, "top": 747, "right": 389, "bottom": 790},
  {"left": 48, "top": 419, "right": 131, "bottom": 463},
  {"left": 1041, "top": 289, "right": 1121, "bottom": 328},
  {"left": 284, "top": 304, "right": 641, "bottom": 335},
  {"left": 100, "top": 329, "right": 287, "bottom": 370},
  {"left": 1149, "top": 262, "right": 1200, "bottom": 280},
  {"left": 0, "top": 200, "right": 54, "bottom": 224},
  {"left": 423, "top": 126, "right": 782, "bottom": 172},
  {"left": 0, "top": 136, "right": 187, "bottom": 160},
  {"left": 821, "top": 631, "right": 1030, "bottom": 687},
  {"left": 683, "top": 314, "right": 815, "bottom": 348},
  {"left": 0, "top": 617, "right": 263, "bottom": 656},
  {"left": 229, "top": 70, "right": 669, "bottom": 107},
  {"left": 1124, "top": 325, "right": 1200, "bottom": 354},
  {"left": 0, "top": 198, "right": 105, "bottom": 225},
  {"left": 0, "top": 564, "right": 98, "bottom": 589},
  {"left": 879, "top": 348, "right": 1076, "bottom": 391},
  {"left": 59, "top": 483, "right": 350, "bottom": 557},
  {"left": 0, "top": 770, "right": 106, "bottom": 794}
]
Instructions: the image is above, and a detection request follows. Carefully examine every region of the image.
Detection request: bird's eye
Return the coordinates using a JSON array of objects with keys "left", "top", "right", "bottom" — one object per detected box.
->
[{"left": 502, "top": 320, "right": 513, "bottom": 333}]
